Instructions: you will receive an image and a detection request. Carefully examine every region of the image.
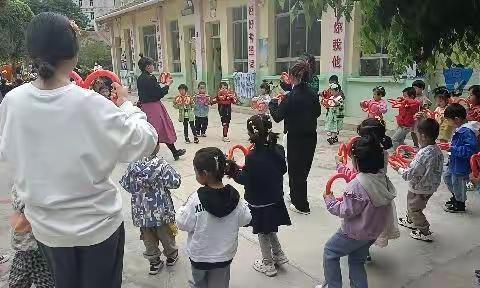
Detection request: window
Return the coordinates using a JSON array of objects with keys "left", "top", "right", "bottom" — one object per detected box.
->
[
  {"left": 232, "top": 6, "right": 247, "bottom": 73},
  {"left": 79, "top": 0, "right": 82, "bottom": 6},
  {"left": 359, "top": 46, "right": 393, "bottom": 77},
  {"left": 211, "top": 23, "right": 220, "bottom": 38},
  {"left": 143, "top": 26, "right": 158, "bottom": 64},
  {"left": 90, "top": 0, "right": 93, "bottom": 6},
  {"left": 275, "top": 0, "right": 321, "bottom": 75},
  {"left": 90, "top": 12, "right": 94, "bottom": 20},
  {"left": 170, "top": 21, "right": 181, "bottom": 73}
]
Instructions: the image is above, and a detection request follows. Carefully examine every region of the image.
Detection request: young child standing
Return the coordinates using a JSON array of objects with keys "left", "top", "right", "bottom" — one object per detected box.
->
[
  {"left": 212, "top": 82, "right": 237, "bottom": 142},
  {"left": 176, "top": 147, "right": 252, "bottom": 288},
  {"left": 194, "top": 81, "right": 210, "bottom": 137},
  {"left": 443, "top": 103, "right": 478, "bottom": 213},
  {"left": 324, "top": 83, "right": 345, "bottom": 145},
  {"left": 395, "top": 119, "right": 444, "bottom": 241},
  {"left": 391, "top": 87, "right": 421, "bottom": 150},
  {"left": 174, "top": 84, "right": 198, "bottom": 144},
  {"left": 226, "top": 114, "right": 291, "bottom": 277},
  {"left": 9, "top": 186, "right": 55, "bottom": 288},
  {"left": 433, "top": 87, "right": 454, "bottom": 143},
  {"left": 467, "top": 85, "right": 480, "bottom": 122},
  {"left": 120, "top": 145, "right": 181, "bottom": 275},
  {"left": 319, "top": 135, "right": 397, "bottom": 288},
  {"left": 360, "top": 86, "right": 388, "bottom": 121},
  {"left": 251, "top": 81, "right": 272, "bottom": 115}
]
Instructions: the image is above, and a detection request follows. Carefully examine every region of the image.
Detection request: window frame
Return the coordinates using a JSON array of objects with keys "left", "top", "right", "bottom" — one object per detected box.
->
[
  {"left": 89, "top": 0, "right": 93, "bottom": 6},
  {"left": 142, "top": 25, "right": 158, "bottom": 66},
  {"left": 79, "top": 0, "right": 82, "bottom": 7},
  {"left": 359, "top": 46, "right": 392, "bottom": 77},
  {"left": 232, "top": 6, "right": 248, "bottom": 73},
  {"left": 274, "top": 1, "right": 321, "bottom": 75},
  {"left": 170, "top": 20, "right": 181, "bottom": 73}
]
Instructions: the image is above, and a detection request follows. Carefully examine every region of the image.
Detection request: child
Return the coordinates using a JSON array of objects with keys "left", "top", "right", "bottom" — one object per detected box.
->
[
  {"left": 251, "top": 81, "right": 272, "bottom": 115},
  {"left": 395, "top": 119, "right": 444, "bottom": 241},
  {"left": 120, "top": 145, "right": 181, "bottom": 275},
  {"left": 176, "top": 147, "right": 252, "bottom": 288},
  {"left": 9, "top": 186, "right": 55, "bottom": 288},
  {"left": 226, "top": 115, "right": 290, "bottom": 277},
  {"left": 360, "top": 86, "right": 388, "bottom": 120},
  {"left": 99, "top": 85, "right": 111, "bottom": 100},
  {"left": 174, "top": 84, "right": 198, "bottom": 144},
  {"left": 433, "top": 87, "right": 454, "bottom": 142},
  {"left": 212, "top": 82, "right": 236, "bottom": 142},
  {"left": 412, "top": 80, "right": 430, "bottom": 147},
  {"left": 443, "top": 103, "right": 478, "bottom": 213},
  {"left": 467, "top": 85, "right": 480, "bottom": 122},
  {"left": 391, "top": 87, "right": 421, "bottom": 150},
  {"left": 319, "top": 135, "right": 397, "bottom": 288},
  {"left": 194, "top": 81, "right": 210, "bottom": 137},
  {"left": 324, "top": 83, "right": 345, "bottom": 145}
]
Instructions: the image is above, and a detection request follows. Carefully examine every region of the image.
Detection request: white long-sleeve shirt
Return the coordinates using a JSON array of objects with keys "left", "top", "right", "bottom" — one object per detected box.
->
[{"left": 0, "top": 83, "right": 157, "bottom": 247}]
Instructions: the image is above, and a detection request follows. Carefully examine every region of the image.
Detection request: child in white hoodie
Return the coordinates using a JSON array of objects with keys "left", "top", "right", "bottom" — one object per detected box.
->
[{"left": 176, "top": 147, "right": 252, "bottom": 288}]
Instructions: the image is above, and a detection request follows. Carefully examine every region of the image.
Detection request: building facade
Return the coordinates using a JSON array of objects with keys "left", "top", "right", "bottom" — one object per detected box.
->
[
  {"left": 96, "top": 0, "right": 478, "bottom": 120},
  {"left": 76, "top": 0, "right": 116, "bottom": 30}
]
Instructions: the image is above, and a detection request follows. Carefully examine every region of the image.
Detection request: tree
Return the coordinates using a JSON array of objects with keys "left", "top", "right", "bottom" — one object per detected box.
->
[
  {"left": 23, "top": 0, "right": 90, "bottom": 29},
  {"left": 0, "top": 0, "right": 34, "bottom": 63},
  {"left": 76, "top": 38, "right": 112, "bottom": 77},
  {"left": 288, "top": 0, "right": 480, "bottom": 75}
]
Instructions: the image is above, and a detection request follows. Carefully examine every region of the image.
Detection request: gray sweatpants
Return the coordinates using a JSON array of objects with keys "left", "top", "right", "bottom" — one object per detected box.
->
[
  {"left": 189, "top": 265, "right": 231, "bottom": 288},
  {"left": 258, "top": 233, "right": 284, "bottom": 264},
  {"left": 392, "top": 126, "right": 413, "bottom": 151}
]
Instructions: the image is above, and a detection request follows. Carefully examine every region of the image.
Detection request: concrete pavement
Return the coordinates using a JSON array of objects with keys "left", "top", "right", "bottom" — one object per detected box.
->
[{"left": 1, "top": 102, "right": 480, "bottom": 288}]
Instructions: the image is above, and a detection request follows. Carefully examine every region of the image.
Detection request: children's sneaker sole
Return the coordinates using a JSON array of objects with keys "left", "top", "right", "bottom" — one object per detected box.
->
[
  {"left": 288, "top": 204, "right": 310, "bottom": 215},
  {"left": 149, "top": 261, "right": 165, "bottom": 275},
  {"left": 410, "top": 230, "right": 433, "bottom": 242},
  {"left": 443, "top": 206, "right": 466, "bottom": 213}
]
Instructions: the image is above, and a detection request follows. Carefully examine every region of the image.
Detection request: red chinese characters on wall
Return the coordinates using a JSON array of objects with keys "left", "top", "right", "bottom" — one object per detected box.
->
[
  {"left": 331, "top": 18, "right": 345, "bottom": 71},
  {"left": 247, "top": 0, "right": 256, "bottom": 72}
]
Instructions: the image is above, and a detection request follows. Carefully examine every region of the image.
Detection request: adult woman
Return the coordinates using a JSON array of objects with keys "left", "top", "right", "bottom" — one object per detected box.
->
[
  {"left": 280, "top": 53, "right": 319, "bottom": 94},
  {"left": 269, "top": 60, "right": 321, "bottom": 215},
  {"left": 137, "top": 55, "right": 186, "bottom": 160},
  {"left": 0, "top": 13, "right": 158, "bottom": 288}
]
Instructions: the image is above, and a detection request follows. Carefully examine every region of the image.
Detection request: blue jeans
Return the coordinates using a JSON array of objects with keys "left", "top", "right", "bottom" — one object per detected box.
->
[
  {"left": 323, "top": 232, "right": 375, "bottom": 288},
  {"left": 443, "top": 170, "right": 469, "bottom": 202}
]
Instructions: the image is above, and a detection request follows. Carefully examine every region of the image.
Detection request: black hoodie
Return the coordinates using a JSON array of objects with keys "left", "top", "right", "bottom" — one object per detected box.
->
[{"left": 197, "top": 184, "right": 240, "bottom": 218}]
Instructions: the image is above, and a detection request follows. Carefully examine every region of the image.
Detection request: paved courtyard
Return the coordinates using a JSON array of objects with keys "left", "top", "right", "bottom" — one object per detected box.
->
[{"left": 1, "top": 102, "right": 480, "bottom": 288}]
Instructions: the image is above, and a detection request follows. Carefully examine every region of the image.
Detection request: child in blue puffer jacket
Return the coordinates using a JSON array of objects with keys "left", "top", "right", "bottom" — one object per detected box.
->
[{"left": 443, "top": 103, "right": 478, "bottom": 213}]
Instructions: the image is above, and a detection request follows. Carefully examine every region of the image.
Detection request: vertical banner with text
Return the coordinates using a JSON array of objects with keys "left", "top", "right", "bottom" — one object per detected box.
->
[
  {"left": 155, "top": 7, "right": 164, "bottom": 72},
  {"left": 247, "top": 0, "right": 257, "bottom": 72},
  {"left": 330, "top": 14, "right": 345, "bottom": 73}
]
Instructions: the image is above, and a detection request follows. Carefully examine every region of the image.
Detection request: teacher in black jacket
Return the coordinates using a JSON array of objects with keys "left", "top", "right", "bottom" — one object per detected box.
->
[
  {"left": 269, "top": 60, "right": 321, "bottom": 214},
  {"left": 137, "top": 55, "right": 185, "bottom": 160}
]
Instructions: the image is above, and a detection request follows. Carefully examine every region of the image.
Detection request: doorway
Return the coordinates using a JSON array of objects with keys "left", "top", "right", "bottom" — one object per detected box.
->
[
  {"left": 207, "top": 22, "right": 222, "bottom": 95},
  {"left": 184, "top": 26, "right": 197, "bottom": 92}
]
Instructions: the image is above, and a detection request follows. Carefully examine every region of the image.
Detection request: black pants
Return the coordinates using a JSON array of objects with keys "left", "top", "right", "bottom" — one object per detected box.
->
[
  {"left": 38, "top": 223, "right": 125, "bottom": 288},
  {"left": 195, "top": 116, "right": 208, "bottom": 135},
  {"left": 183, "top": 119, "right": 197, "bottom": 140},
  {"left": 287, "top": 134, "right": 317, "bottom": 212}
]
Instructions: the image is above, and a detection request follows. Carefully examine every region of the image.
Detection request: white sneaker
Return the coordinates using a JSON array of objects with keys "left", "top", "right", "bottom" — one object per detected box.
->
[
  {"left": 222, "top": 137, "right": 231, "bottom": 142},
  {"left": 253, "top": 259, "right": 277, "bottom": 277},
  {"left": 314, "top": 284, "right": 328, "bottom": 288},
  {"left": 410, "top": 229, "right": 433, "bottom": 242},
  {"left": 0, "top": 254, "right": 9, "bottom": 264},
  {"left": 272, "top": 253, "right": 289, "bottom": 265},
  {"left": 467, "top": 181, "right": 475, "bottom": 191},
  {"left": 289, "top": 204, "right": 310, "bottom": 215}
]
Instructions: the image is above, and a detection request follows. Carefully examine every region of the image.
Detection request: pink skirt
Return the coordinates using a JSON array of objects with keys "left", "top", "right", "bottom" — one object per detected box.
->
[{"left": 141, "top": 101, "right": 177, "bottom": 144}]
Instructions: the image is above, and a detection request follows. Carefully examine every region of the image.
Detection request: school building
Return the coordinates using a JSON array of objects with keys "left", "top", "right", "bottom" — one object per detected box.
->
[{"left": 96, "top": 0, "right": 478, "bottom": 120}]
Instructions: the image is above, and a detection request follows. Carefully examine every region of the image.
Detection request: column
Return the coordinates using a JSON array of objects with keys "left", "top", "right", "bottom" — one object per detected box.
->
[{"left": 194, "top": 0, "right": 205, "bottom": 81}]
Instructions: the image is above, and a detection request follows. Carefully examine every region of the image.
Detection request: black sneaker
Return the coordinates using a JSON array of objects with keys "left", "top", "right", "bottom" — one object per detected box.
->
[
  {"left": 327, "top": 137, "right": 335, "bottom": 145},
  {"left": 333, "top": 136, "right": 339, "bottom": 144},
  {"left": 149, "top": 259, "right": 164, "bottom": 275},
  {"left": 185, "top": 138, "right": 191, "bottom": 144},
  {"left": 194, "top": 137, "right": 199, "bottom": 144},
  {"left": 444, "top": 201, "right": 466, "bottom": 213},
  {"left": 173, "top": 149, "right": 186, "bottom": 161},
  {"left": 166, "top": 251, "right": 179, "bottom": 266}
]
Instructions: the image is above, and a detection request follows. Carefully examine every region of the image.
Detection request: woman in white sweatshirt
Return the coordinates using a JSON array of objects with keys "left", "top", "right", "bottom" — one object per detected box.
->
[{"left": 0, "top": 13, "right": 157, "bottom": 288}]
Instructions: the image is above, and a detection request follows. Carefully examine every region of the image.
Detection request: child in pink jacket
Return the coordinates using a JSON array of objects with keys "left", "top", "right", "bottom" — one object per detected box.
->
[{"left": 360, "top": 86, "right": 388, "bottom": 120}]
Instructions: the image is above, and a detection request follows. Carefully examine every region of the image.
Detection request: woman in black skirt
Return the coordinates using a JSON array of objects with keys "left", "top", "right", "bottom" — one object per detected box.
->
[{"left": 226, "top": 114, "right": 291, "bottom": 277}]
